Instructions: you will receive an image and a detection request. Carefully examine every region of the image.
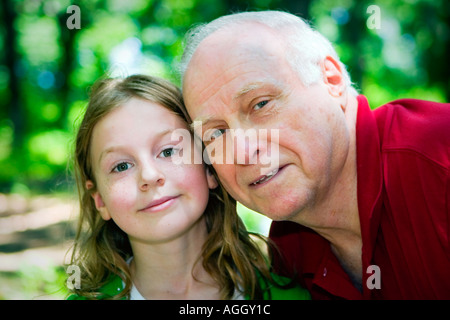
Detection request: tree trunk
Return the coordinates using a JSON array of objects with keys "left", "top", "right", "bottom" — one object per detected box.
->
[{"left": 3, "top": 0, "right": 24, "bottom": 148}]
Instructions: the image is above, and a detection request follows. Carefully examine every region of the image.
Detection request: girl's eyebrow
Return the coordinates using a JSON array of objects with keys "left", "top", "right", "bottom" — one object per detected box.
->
[
  {"left": 98, "top": 129, "right": 175, "bottom": 164},
  {"left": 98, "top": 146, "right": 124, "bottom": 164},
  {"left": 155, "top": 128, "right": 175, "bottom": 140}
]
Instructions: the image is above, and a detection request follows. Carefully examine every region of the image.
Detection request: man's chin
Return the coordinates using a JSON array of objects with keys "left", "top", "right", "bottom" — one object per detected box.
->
[{"left": 252, "top": 204, "right": 300, "bottom": 222}]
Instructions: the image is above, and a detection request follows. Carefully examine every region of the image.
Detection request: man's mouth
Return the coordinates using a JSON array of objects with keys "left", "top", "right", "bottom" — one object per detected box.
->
[{"left": 250, "top": 168, "right": 280, "bottom": 186}]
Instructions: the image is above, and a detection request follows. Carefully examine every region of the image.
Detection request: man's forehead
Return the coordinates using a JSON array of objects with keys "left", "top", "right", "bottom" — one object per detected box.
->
[
  {"left": 195, "top": 22, "right": 281, "bottom": 58},
  {"left": 182, "top": 23, "right": 287, "bottom": 119},
  {"left": 183, "top": 25, "right": 284, "bottom": 93}
]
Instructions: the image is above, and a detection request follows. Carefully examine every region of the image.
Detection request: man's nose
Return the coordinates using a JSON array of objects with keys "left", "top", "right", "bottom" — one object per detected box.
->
[{"left": 233, "top": 128, "right": 262, "bottom": 165}]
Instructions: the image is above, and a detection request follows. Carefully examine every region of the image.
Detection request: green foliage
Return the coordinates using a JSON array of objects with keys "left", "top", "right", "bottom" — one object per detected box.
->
[
  {"left": 18, "top": 263, "right": 68, "bottom": 299},
  {"left": 237, "top": 202, "right": 272, "bottom": 235},
  {"left": 0, "top": 120, "right": 14, "bottom": 162},
  {"left": 0, "top": 264, "right": 68, "bottom": 300}
]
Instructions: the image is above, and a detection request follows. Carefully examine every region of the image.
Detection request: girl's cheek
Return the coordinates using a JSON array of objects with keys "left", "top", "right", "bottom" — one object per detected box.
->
[
  {"left": 177, "top": 165, "right": 210, "bottom": 197},
  {"left": 104, "top": 181, "right": 136, "bottom": 209}
]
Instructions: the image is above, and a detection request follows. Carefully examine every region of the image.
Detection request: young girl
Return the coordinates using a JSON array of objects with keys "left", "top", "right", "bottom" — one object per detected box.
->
[{"left": 67, "top": 74, "right": 310, "bottom": 300}]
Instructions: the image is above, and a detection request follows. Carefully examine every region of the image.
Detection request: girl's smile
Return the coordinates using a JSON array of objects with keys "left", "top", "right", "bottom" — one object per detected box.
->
[
  {"left": 139, "top": 195, "right": 180, "bottom": 213},
  {"left": 87, "top": 97, "right": 217, "bottom": 244}
]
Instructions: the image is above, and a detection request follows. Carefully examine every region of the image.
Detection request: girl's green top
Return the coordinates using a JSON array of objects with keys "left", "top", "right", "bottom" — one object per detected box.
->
[{"left": 67, "top": 272, "right": 310, "bottom": 300}]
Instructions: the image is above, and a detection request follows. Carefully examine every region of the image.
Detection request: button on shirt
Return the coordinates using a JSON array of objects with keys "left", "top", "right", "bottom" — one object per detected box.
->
[{"left": 270, "top": 95, "right": 450, "bottom": 299}]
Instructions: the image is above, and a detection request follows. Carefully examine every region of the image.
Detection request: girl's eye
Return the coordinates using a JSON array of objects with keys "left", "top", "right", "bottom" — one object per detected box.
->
[
  {"left": 159, "top": 148, "right": 178, "bottom": 158},
  {"left": 253, "top": 100, "right": 269, "bottom": 110},
  {"left": 113, "top": 162, "right": 131, "bottom": 172}
]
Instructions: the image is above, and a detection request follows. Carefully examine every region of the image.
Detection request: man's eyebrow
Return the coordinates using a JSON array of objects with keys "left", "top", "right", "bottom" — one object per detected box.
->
[
  {"left": 190, "top": 115, "right": 212, "bottom": 132},
  {"left": 233, "top": 82, "right": 265, "bottom": 101}
]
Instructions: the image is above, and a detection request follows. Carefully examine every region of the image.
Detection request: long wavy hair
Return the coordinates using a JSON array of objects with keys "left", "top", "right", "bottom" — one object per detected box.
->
[{"left": 68, "top": 74, "right": 276, "bottom": 299}]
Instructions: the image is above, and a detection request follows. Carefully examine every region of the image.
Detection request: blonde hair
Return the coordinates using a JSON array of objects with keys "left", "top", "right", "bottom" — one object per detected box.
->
[{"left": 69, "top": 74, "right": 276, "bottom": 299}]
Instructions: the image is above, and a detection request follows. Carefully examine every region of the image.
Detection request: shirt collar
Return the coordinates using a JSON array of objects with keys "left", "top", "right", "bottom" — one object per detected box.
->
[{"left": 355, "top": 95, "right": 384, "bottom": 269}]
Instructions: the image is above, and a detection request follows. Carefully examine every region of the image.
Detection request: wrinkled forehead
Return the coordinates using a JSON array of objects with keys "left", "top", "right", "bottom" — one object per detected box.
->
[
  {"left": 182, "top": 23, "right": 288, "bottom": 103},
  {"left": 184, "top": 23, "right": 285, "bottom": 77}
]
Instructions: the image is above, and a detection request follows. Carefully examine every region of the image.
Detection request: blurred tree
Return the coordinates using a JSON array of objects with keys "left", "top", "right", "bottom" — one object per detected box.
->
[
  {"left": 2, "top": 0, "right": 24, "bottom": 148},
  {"left": 57, "top": 5, "right": 78, "bottom": 129}
]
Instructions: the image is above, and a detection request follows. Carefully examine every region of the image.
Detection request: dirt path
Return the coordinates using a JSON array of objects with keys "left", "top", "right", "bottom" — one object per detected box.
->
[{"left": 0, "top": 194, "right": 79, "bottom": 299}]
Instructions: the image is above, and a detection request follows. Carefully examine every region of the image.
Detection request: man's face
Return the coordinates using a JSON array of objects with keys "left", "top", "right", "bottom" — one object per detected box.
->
[{"left": 183, "top": 24, "right": 350, "bottom": 222}]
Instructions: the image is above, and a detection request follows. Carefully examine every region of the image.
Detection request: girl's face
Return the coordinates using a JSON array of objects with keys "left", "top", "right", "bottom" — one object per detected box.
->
[{"left": 87, "top": 98, "right": 217, "bottom": 244}]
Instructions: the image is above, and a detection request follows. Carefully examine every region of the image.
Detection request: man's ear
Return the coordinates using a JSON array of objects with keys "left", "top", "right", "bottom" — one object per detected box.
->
[
  {"left": 322, "top": 56, "right": 346, "bottom": 97},
  {"left": 86, "top": 180, "right": 111, "bottom": 221},
  {"left": 205, "top": 167, "right": 218, "bottom": 189}
]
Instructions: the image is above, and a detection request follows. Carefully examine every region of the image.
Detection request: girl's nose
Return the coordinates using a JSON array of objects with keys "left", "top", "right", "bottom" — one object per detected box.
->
[{"left": 139, "top": 163, "right": 165, "bottom": 191}]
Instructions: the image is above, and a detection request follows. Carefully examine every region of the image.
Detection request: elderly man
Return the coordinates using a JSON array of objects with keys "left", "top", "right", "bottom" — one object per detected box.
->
[{"left": 179, "top": 11, "right": 450, "bottom": 299}]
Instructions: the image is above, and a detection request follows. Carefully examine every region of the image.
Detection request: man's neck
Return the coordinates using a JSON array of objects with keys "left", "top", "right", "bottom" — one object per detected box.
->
[
  {"left": 331, "top": 239, "right": 363, "bottom": 292},
  {"left": 293, "top": 94, "right": 363, "bottom": 288}
]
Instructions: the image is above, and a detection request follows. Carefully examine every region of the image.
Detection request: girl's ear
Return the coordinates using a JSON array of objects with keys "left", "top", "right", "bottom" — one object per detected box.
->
[
  {"left": 205, "top": 167, "right": 218, "bottom": 189},
  {"left": 86, "top": 180, "right": 111, "bottom": 221}
]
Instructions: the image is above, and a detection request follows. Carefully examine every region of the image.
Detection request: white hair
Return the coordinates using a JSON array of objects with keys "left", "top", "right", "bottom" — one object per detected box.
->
[{"left": 179, "top": 10, "right": 358, "bottom": 96}]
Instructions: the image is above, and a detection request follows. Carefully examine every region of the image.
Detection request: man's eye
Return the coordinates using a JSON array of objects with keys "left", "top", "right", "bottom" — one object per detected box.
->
[
  {"left": 113, "top": 162, "right": 131, "bottom": 172},
  {"left": 253, "top": 100, "right": 269, "bottom": 110},
  {"left": 209, "top": 129, "right": 225, "bottom": 141}
]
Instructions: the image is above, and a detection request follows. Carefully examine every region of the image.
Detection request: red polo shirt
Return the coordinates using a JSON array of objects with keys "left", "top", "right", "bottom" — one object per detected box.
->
[{"left": 269, "top": 95, "right": 450, "bottom": 299}]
